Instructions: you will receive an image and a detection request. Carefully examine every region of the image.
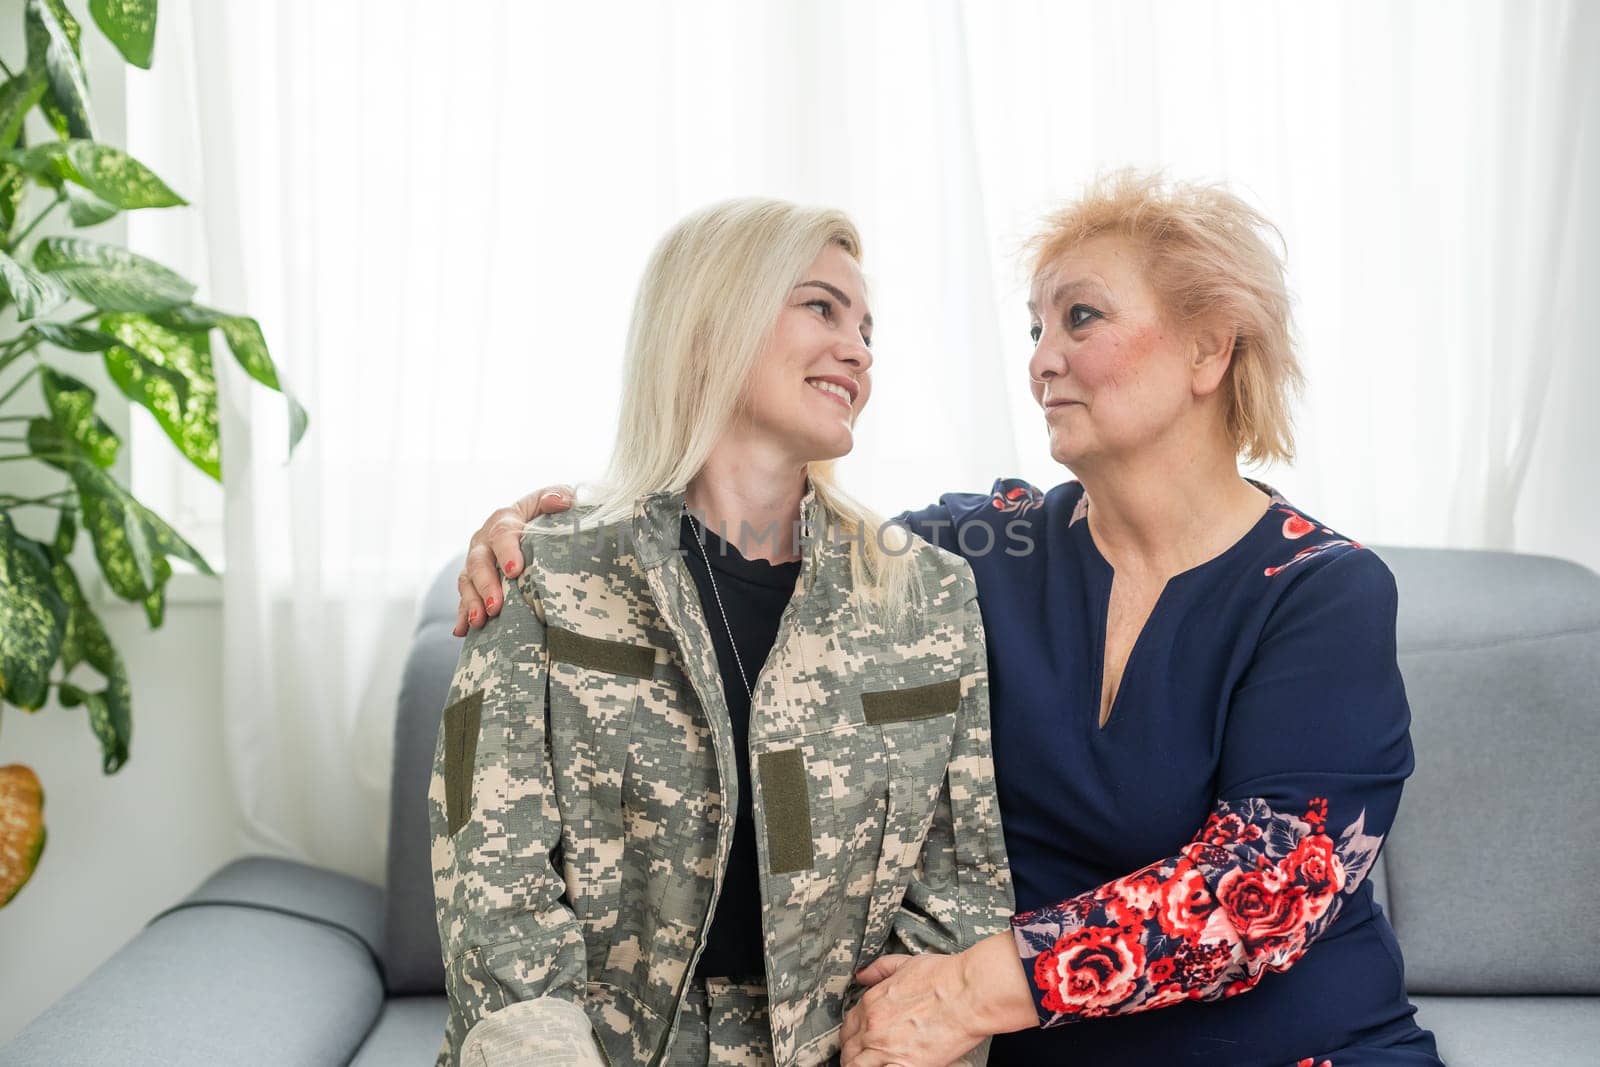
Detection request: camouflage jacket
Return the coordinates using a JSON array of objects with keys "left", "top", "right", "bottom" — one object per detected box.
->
[{"left": 429, "top": 483, "right": 1014, "bottom": 1066}]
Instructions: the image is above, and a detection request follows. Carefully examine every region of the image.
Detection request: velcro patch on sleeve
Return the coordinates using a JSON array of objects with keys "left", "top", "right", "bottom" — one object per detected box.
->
[{"left": 443, "top": 690, "right": 484, "bottom": 836}]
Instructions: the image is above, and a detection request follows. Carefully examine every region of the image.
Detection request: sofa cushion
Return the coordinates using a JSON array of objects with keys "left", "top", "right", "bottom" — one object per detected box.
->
[
  {"left": 0, "top": 896, "right": 383, "bottom": 1065},
  {"left": 1378, "top": 548, "right": 1600, "bottom": 995},
  {"left": 350, "top": 996, "right": 449, "bottom": 1066},
  {"left": 1412, "top": 995, "right": 1600, "bottom": 1067}
]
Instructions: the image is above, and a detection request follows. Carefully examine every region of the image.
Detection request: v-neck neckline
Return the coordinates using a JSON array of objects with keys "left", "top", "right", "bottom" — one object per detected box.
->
[{"left": 1076, "top": 491, "right": 1282, "bottom": 731}]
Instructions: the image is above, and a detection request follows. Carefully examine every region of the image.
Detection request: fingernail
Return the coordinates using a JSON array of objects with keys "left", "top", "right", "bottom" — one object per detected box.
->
[
  {"left": 503, "top": 560, "right": 518, "bottom": 575},
  {"left": 486, "top": 596, "right": 497, "bottom": 611},
  {"left": 469, "top": 609, "right": 480, "bottom": 623}
]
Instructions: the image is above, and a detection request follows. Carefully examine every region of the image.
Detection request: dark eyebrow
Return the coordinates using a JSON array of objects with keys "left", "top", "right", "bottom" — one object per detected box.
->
[
  {"left": 796, "top": 280, "right": 872, "bottom": 331},
  {"left": 1026, "top": 279, "right": 1100, "bottom": 316}
]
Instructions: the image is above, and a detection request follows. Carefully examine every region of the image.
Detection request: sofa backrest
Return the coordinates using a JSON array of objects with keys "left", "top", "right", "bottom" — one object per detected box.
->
[
  {"left": 380, "top": 556, "right": 464, "bottom": 994},
  {"left": 1377, "top": 546, "right": 1600, "bottom": 995},
  {"left": 382, "top": 547, "right": 1600, "bottom": 998}
]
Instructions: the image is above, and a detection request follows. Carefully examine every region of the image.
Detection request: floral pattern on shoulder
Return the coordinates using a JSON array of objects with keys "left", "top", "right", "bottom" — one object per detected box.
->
[
  {"left": 989, "top": 479, "right": 1045, "bottom": 516},
  {"left": 1261, "top": 500, "right": 1364, "bottom": 579},
  {"left": 1011, "top": 796, "right": 1385, "bottom": 1027}
]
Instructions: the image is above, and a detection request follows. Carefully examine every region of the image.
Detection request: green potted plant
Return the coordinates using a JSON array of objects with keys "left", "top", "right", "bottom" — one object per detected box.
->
[{"left": 0, "top": 0, "right": 304, "bottom": 908}]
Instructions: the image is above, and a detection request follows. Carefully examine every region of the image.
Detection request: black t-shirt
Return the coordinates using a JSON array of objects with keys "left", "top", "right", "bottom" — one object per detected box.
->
[{"left": 679, "top": 511, "right": 801, "bottom": 982}]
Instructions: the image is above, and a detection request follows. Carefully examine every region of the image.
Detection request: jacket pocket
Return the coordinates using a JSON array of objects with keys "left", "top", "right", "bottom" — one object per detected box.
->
[
  {"left": 756, "top": 731, "right": 855, "bottom": 998},
  {"left": 856, "top": 771, "right": 942, "bottom": 964},
  {"left": 545, "top": 628, "right": 654, "bottom": 977},
  {"left": 858, "top": 677, "right": 962, "bottom": 963}
]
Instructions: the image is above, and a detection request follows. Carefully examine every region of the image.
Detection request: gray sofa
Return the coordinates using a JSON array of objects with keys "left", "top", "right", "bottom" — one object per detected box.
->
[{"left": 4, "top": 547, "right": 1597, "bottom": 1065}]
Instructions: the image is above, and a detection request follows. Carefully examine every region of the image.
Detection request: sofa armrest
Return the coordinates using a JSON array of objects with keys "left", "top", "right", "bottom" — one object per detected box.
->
[{"left": 1, "top": 855, "right": 388, "bottom": 1066}]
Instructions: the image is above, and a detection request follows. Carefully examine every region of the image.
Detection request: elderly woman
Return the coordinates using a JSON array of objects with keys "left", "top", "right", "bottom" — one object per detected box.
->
[{"left": 455, "top": 173, "right": 1442, "bottom": 1066}]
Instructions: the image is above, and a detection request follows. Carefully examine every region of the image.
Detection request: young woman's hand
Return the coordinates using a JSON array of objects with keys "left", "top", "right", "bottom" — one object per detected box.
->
[{"left": 452, "top": 485, "right": 575, "bottom": 637}]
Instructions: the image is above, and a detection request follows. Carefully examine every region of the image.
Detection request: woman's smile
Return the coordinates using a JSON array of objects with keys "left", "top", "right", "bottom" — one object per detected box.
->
[{"left": 806, "top": 375, "right": 856, "bottom": 411}]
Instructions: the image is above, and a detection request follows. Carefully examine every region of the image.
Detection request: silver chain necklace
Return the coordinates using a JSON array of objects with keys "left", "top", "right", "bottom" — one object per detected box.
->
[{"left": 684, "top": 505, "right": 755, "bottom": 703}]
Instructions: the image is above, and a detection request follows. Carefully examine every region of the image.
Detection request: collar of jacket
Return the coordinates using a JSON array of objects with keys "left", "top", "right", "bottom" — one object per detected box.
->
[{"left": 627, "top": 476, "right": 829, "bottom": 594}]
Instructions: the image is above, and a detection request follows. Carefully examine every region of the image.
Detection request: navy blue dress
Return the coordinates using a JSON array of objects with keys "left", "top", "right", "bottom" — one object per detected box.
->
[{"left": 894, "top": 479, "right": 1442, "bottom": 1067}]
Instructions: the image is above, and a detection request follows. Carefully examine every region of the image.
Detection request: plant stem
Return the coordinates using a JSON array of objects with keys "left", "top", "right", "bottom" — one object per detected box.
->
[
  {"left": 1, "top": 310, "right": 101, "bottom": 376},
  {"left": 0, "top": 362, "right": 40, "bottom": 407},
  {"left": 0, "top": 336, "right": 43, "bottom": 378},
  {"left": 7, "top": 189, "right": 67, "bottom": 253},
  {"left": 0, "top": 56, "right": 12, "bottom": 80},
  {"left": 0, "top": 489, "right": 73, "bottom": 506},
  {"left": 0, "top": 452, "right": 78, "bottom": 464},
  {"left": 0, "top": 498, "right": 74, "bottom": 510}
]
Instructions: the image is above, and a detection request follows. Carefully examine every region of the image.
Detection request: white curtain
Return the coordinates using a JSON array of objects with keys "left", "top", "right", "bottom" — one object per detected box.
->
[{"left": 123, "top": 0, "right": 1597, "bottom": 882}]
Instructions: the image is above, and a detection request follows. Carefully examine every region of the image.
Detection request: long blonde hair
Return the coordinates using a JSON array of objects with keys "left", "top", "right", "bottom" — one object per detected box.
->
[{"left": 551, "top": 198, "right": 922, "bottom": 625}]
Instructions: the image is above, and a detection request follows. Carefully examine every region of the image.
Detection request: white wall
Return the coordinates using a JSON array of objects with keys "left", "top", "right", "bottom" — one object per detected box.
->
[{"left": 0, "top": 1, "right": 244, "bottom": 1042}]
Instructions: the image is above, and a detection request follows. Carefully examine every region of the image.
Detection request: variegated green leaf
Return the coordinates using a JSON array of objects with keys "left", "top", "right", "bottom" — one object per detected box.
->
[
  {"left": 65, "top": 182, "right": 117, "bottom": 227},
  {"left": 141, "top": 582, "right": 163, "bottom": 627},
  {"left": 5, "top": 140, "right": 184, "bottom": 211},
  {"left": 215, "top": 314, "right": 277, "bottom": 388},
  {"left": 0, "top": 164, "right": 27, "bottom": 241},
  {"left": 0, "top": 514, "right": 68, "bottom": 711},
  {"left": 0, "top": 74, "right": 48, "bottom": 153},
  {"left": 32, "top": 0, "right": 81, "bottom": 53},
  {"left": 132, "top": 494, "right": 211, "bottom": 576},
  {"left": 68, "top": 462, "right": 158, "bottom": 600},
  {"left": 152, "top": 305, "right": 310, "bottom": 454},
  {"left": 100, "top": 313, "right": 218, "bottom": 479},
  {"left": 0, "top": 248, "right": 68, "bottom": 320},
  {"left": 24, "top": 416, "right": 79, "bottom": 472},
  {"left": 50, "top": 563, "right": 96, "bottom": 673},
  {"left": 25, "top": 0, "right": 94, "bottom": 140},
  {"left": 216, "top": 313, "right": 309, "bottom": 452},
  {"left": 49, "top": 589, "right": 130, "bottom": 774},
  {"left": 81, "top": 687, "right": 130, "bottom": 771},
  {"left": 147, "top": 303, "right": 221, "bottom": 330},
  {"left": 31, "top": 237, "right": 194, "bottom": 312},
  {"left": 28, "top": 320, "right": 116, "bottom": 351},
  {"left": 2, "top": 141, "right": 73, "bottom": 183},
  {"left": 39, "top": 366, "right": 118, "bottom": 467},
  {"left": 101, "top": 342, "right": 191, "bottom": 434},
  {"left": 90, "top": 0, "right": 157, "bottom": 71},
  {"left": 53, "top": 459, "right": 206, "bottom": 609},
  {"left": 65, "top": 141, "right": 182, "bottom": 208},
  {"left": 51, "top": 509, "right": 75, "bottom": 559}
]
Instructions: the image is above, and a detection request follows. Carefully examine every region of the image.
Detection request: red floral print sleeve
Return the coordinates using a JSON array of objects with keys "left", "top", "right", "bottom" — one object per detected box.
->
[
  {"left": 1011, "top": 795, "right": 1385, "bottom": 1022},
  {"left": 1010, "top": 545, "right": 1412, "bottom": 1027}
]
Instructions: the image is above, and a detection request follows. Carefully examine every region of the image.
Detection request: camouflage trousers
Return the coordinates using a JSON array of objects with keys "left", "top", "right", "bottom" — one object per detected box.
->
[{"left": 663, "top": 977, "right": 775, "bottom": 1066}]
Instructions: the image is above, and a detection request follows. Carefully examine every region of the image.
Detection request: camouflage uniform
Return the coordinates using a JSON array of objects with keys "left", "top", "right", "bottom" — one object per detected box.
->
[{"left": 429, "top": 483, "right": 1014, "bottom": 1066}]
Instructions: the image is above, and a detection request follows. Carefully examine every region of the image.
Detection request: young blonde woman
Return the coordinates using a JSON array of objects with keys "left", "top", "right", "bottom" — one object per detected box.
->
[
  {"left": 455, "top": 173, "right": 1443, "bottom": 1067},
  {"left": 429, "top": 199, "right": 1013, "bottom": 1067}
]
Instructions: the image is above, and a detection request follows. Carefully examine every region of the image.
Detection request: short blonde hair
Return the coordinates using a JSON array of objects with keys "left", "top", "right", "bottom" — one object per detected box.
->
[{"left": 1027, "top": 170, "right": 1304, "bottom": 465}]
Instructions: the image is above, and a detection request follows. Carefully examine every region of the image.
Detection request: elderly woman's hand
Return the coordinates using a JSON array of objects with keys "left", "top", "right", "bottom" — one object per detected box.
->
[
  {"left": 840, "top": 933, "right": 1039, "bottom": 1067},
  {"left": 452, "top": 484, "right": 575, "bottom": 637},
  {"left": 840, "top": 953, "right": 983, "bottom": 1067}
]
